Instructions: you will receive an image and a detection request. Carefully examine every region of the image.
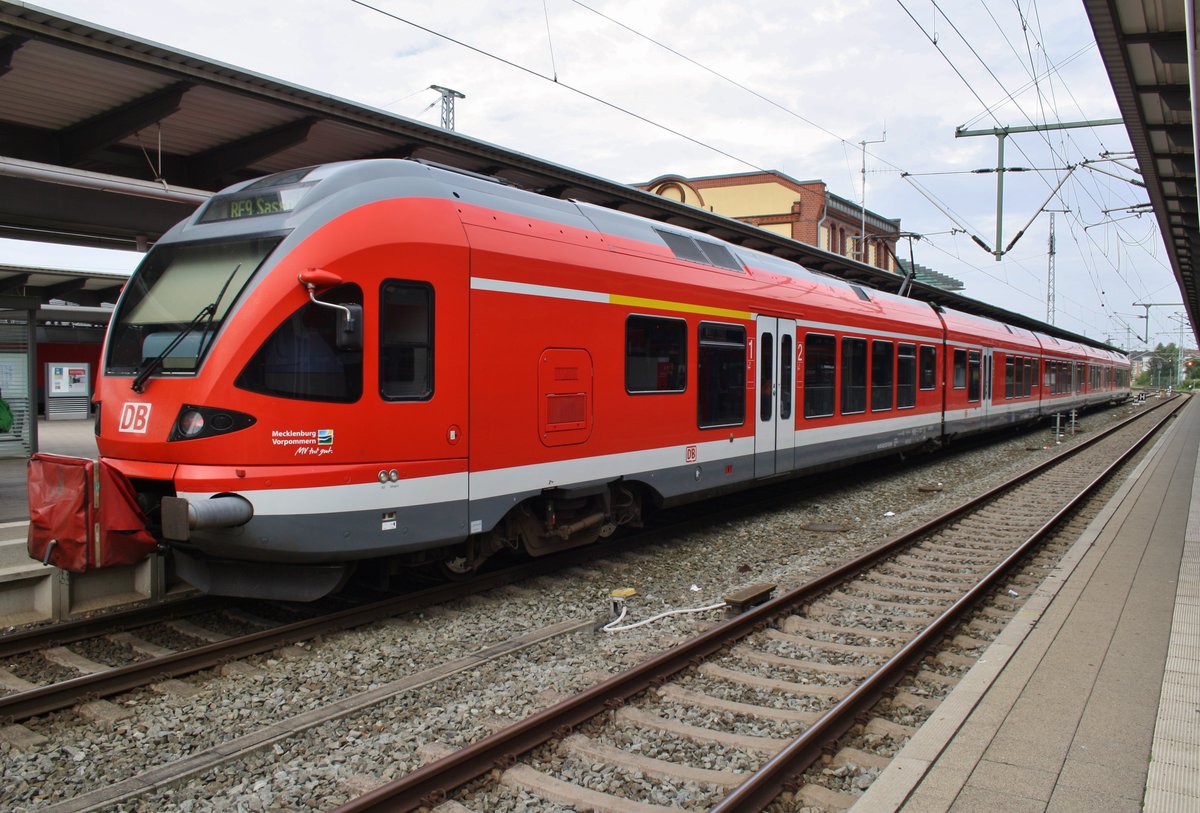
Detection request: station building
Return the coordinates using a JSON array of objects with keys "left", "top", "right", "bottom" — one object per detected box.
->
[
  {"left": 637, "top": 170, "right": 902, "bottom": 272},
  {"left": 0, "top": 265, "right": 121, "bottom": 456}
]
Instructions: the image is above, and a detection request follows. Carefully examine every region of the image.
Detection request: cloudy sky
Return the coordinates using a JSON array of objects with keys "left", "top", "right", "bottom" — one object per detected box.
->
[{"left": 2, "top": 0, "right": 1185, "bottom": 347}]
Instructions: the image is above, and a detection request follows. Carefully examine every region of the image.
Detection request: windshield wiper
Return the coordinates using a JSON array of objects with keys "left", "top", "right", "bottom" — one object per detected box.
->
[
  {"left": 130, "top": 264, "right": 242, "bottom": 394},
  {"left": 195, "top": 264, "right": 240, "bottom": 361}
]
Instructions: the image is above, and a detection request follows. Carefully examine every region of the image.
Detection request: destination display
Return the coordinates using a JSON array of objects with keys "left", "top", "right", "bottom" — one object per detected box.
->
[{"left": 199, "top": 187, "right": 307, "bottom": 222}]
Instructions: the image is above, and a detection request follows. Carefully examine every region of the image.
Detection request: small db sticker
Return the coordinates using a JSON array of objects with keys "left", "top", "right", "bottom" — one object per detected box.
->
[
  {"left": 118, "top": 403, "right": 152, "bottom": 434},
  {"left": 684, "top": 445, "right": 698, "bottom": 463}
]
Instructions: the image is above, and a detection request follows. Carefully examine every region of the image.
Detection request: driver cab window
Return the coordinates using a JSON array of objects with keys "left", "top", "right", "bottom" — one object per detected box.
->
[{"left": 236, "top": 283, "right": 363, "bottom": 402}]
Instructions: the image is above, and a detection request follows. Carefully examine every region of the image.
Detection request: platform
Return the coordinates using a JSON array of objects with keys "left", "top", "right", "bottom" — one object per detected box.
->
[
  {"left": 854, "top": 395, "right": 1200, "bottom": 813},
  {"left": 0, "top": 417, "right": 97, "bottom": 523},
  {"left": 0, "top": 418, "right": 170, "bottom": 625}
]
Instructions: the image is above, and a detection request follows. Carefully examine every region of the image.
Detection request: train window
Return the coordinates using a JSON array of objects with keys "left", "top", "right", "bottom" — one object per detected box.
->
[
  {"left": 107, "top": 236, "right": 282, "bottom": 375},
  {"left": 1005, "top": 357, "right": 1015, "bottom": 399},
  {"left": 919, "top": 346, "right": 937, "bottom": 390},
  {"left": 780, "top": 334, "right": 793, "bottom": 421},
  {"left": 897, "top": 343, "right": 916, "bottom": 409},
  {"left": 654, "top": 229, "right": 707, "bottom": 264},
  {"left": 953, "top": 348, "right": 967, "bottom": 389},
  {"left": 760, "top": 333, "right": 774, "bottom": 422},
  {"left": 697, "top": 322, "right": 746, "bottom": 428},
  {"left": 804, "top": 333, "right": 836, "bottom": 418},
  {"left": 1027, "top": 359, "right": 1036, "bottom": 394},
  {"left": 235, "top": 283, "right": 363, "bottom": 403},
  {"left": 871, "top": 340, "right": 893, "bottom": 411},
  {"left": 380, "top": 282, "right": 434, "bottom": 401},
  {"left": 841, "top": 337, "right": 867, "bottom": 415},
  {"left": 626, "top": 316, "right": 686, "bottom": 393},
  {"left": 967, "top": 351, "right": 981, "bottom": 402},
  {"left": 695, "top": 239, "right": 745, "bottom": 272}
]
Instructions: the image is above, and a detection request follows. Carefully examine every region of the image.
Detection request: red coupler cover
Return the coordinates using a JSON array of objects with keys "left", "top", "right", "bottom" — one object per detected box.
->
[
  {"left": 96, "top": 462, "right": 157, "bottom": 567},
  {"left": 27, "top": 453, "right": 94, "bottom": 573}
]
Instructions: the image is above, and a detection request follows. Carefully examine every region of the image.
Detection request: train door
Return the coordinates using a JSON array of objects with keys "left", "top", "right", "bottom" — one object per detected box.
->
[
  {"left": 379, "top": 271, "right": 469, "bottom": 527},
  {"left": 981, "top": 347, "right": 994, "bottom": 418},
  {"left": 754, "top": 315, "right": 796, "bottom": 477}
]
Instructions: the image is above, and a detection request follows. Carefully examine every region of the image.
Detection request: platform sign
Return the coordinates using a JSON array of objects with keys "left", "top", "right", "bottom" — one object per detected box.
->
[{"left": 46, "top": 362, "right": 91, "bottom": 420}]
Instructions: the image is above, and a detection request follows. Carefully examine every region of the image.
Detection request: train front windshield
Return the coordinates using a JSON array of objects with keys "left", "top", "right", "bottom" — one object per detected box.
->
[{"left": 106, "top": 237, "right": 282, "bottom": 376}]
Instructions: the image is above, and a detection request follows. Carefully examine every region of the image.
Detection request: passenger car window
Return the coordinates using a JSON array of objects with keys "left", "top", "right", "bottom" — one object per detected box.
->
[
  {"left": 804, "top": 333, "right": 836, "bottom": 418},
  {"left": 919, "top": 346, "right": 937, "bottom": 390},
  {"left": 871, "top": 340, "right": 893, "bottom": 411},
  {"left": 697, "top": 322, "right": 745, "bottom": 428},
  {"left": 897, "top": 343, "right": 916, "bottom": 408},
  {"left": 626, "top": 315, "right": 686, "bottom": 393},
  {"left": 953, "top": 348, "right": 967, "bottom": 389},
  {"left": 380, "top": 281, "right": 434, "bottom": 401}
]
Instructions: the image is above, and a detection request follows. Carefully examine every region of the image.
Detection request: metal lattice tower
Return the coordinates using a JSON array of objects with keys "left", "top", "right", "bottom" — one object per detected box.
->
[
  {"left": 429, "top": 85, "right": 465, "bottom": 131},
  {"left": 1047, "top": 212, "right": 1056, "bottom": 324}
]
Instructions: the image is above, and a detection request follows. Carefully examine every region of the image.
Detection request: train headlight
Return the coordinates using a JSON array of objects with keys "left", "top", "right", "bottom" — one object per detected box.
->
[
  {"left": 177, "top": 409, "right": 206, "bottom": 438},
  {"left": 168, "top": 404, "right": 256, "bottom": 441}
]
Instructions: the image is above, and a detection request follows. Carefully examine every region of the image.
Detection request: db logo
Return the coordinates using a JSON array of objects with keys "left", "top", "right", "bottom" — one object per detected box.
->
[
  {"left": 684, "top": 445, "right": 698, "bottom": 463},
  {"left": 118, "top": 403, "right": 152, "bottom": 434}
]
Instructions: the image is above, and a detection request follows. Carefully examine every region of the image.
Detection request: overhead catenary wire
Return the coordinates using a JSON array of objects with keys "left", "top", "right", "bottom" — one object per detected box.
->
[
  {"left": 347, "top": 0, "right": 770, "bottom": 172},
  {"left": 352, "top": 0, "right": 1149, "bottom": 340},
  {"left": 895, "top": 0, "right": 1152, "bottom": 324}
]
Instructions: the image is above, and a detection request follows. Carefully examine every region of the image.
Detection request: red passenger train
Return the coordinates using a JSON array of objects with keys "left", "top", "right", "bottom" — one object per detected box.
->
[{"left": 27, "top": 160, "right": 1130, "bottom": 600}]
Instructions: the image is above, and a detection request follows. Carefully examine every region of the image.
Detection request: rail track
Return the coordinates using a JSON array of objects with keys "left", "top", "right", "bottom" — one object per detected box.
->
[
  {"left": 0, "top": 434, "right": 942, "bottom": 723},
  {"left": 0, "top": 404, "right": 1084, "bottom": 726},
  {"left": 0, "top": 400, "right": 1163, "bottom": 812},
  {"left": 327, "top": 396, "right": 1182, "bottom": 812}
]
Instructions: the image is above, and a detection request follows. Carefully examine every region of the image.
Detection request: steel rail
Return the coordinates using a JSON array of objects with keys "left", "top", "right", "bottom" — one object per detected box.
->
[
  {"left": 0, "top": 468, "right": 834, "bottom": 723},
  {"left": 0, "top": 548, "right": 622, "bottom": 721},
  {"left": 711, "top": 397, "right": 1184, "bottom": 811},
  {"left": 331, "top": 399, "right": 1180, "bottom": 813},
  {"left": 0, "top": 595, "right": 219, "bottom": 659}
]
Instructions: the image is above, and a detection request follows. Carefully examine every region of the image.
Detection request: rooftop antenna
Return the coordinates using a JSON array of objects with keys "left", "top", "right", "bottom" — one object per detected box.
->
[
  {"left": 858, "top": 129, "right": 886, "bottom": 262},
  {"left": 429, "top": 85, "right": 465, "bottom": 131}
]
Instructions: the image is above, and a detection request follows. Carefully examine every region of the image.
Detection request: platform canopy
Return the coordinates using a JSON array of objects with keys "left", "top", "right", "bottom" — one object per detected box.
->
[
  {"left": 1085, "top": 0, "right": 1200, "bottom": 341},
  {"left": 0, "top": 1, "right": 1168, "bottom": 350}
]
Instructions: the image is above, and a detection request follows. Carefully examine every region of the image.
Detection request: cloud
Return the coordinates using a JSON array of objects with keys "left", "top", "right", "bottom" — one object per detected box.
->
[{"left": 10, "top": 0, "right": 1175, "bottom": 344}]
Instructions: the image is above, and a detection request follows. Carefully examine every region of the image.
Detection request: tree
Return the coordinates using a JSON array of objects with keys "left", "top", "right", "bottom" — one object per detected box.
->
[{"left": 1149, "top": 343, "right": 1178, "bottom": 387}]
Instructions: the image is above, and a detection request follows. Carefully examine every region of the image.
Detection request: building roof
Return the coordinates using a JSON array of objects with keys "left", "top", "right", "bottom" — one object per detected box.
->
[
  {"left": 0, "top": 264, "right": 123, "bottom": 323},
  {"left": 896, "top": 259, "right": 965, "bottom": 292}
]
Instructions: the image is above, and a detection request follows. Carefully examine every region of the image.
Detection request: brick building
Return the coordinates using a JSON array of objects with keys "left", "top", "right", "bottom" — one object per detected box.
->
[{"left": 637, "top": 170, "right": 900, "bottom": 273}]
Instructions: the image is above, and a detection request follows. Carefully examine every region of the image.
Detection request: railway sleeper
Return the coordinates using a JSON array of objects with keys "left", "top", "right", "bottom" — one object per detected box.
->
[
  {"left": 500, "top": 763, "right": 675, "bottom": 813},
  {"left": 844, "top": 581, "right": 963, "bottom": 602},
  {"left": 615, "top": 705, "right": 791, "bottom": 754},
  {"left": 866, "top": 572, "right": 977, "bottom": 591},
  {"left": 765, "top": 628, "right": 898, "bottom": 656},
  {"left": 656, "top": 684, "right": 821, "bottom": 725},
  {"left": 781, "top": 617, "right": 910, "bottom": 643},
  {"left": 562, "top": 732, "right": 746, "bottom": 789},
  {"left": 832, "top": 745, "right": 892, "bottom": 772},
  {"left": 732, "top": 645, "right": 878, "bottom": 678},
  {"left": 699, "top": 663, "right": 854, "bottom": 701},
  {"left": 863, "top": 716, "right": 917, "bottom": 739},
  {"left": 812, "top": 593, "right": 943, "bottom": 618}
]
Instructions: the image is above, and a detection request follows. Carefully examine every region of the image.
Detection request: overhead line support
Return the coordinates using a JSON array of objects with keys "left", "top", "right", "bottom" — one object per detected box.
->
[{"left": 954, "top": 117, "right": 1124, "bottom": 261}]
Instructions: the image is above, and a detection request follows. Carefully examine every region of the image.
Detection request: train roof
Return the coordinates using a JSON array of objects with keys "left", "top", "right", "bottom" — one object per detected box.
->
[{"left": 173, "top": 160, "right": 1130, "bottom": 357}]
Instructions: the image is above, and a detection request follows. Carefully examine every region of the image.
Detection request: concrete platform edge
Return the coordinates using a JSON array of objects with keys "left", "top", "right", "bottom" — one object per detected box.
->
[{"left": 1142, "top": 419, "right": 1200, "bottom": 812}]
